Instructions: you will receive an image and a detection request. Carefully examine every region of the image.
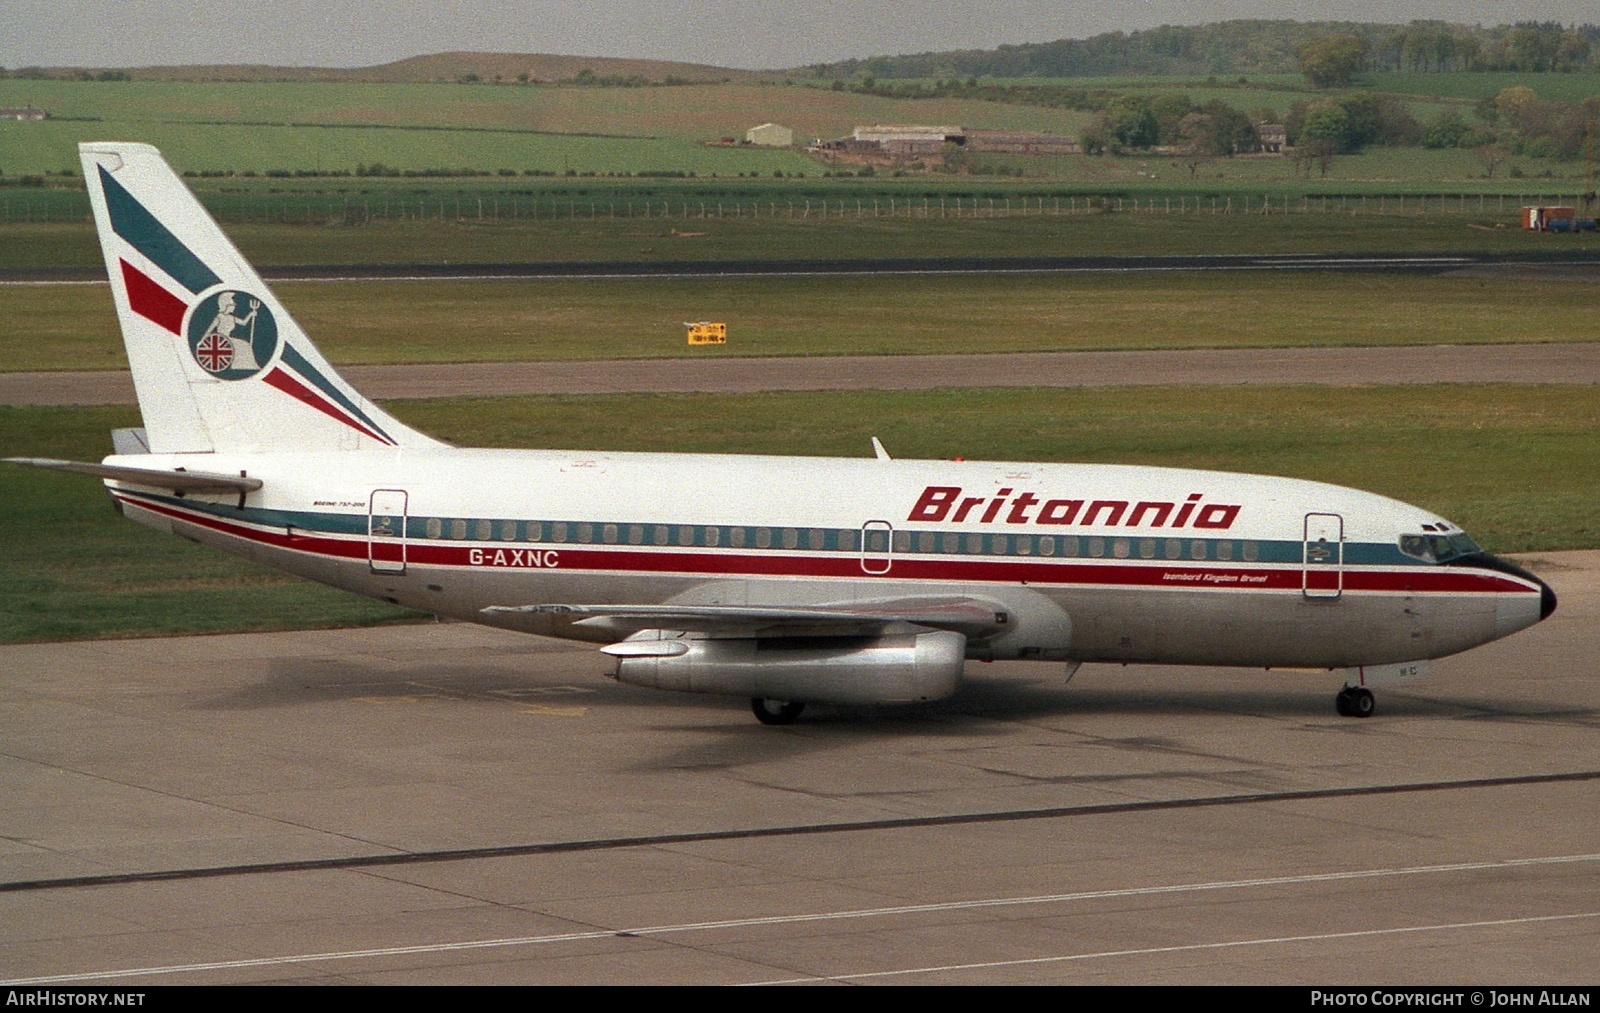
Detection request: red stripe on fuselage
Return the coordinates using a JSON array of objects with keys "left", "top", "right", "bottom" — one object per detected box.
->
[
  {"left": 114, "top": 492, "right": 1541, "bottom": 598},
  {"left": 261, "top": 367, "right": 393, "bottom": 445},
  {"left": 119, "top": 260, "right": 187, "bottom": 334}
]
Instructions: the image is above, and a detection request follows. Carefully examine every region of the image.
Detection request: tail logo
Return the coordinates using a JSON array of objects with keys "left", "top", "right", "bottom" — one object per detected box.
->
[{"left": 186, "top": 289, "right": 278, "bottom": 380}]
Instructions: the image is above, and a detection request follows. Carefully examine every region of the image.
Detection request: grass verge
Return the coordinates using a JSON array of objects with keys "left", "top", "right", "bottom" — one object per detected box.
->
[
  {"left": 5, "top": 269, "right": 1599, "bottom": 372},
  {"left": 3, "top": 209, "right": 1596, "bottom": 273}
]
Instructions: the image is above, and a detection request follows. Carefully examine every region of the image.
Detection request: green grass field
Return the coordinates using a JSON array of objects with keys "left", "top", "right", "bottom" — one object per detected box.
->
[
  {"left": 5, "top": 268, "right": 1599, "bottom": 372},
  {"left": 0, "top": 78, "right": 1091, "bottom": 178},
  {"left": 1363, "top": 71, "right": 1600, "bottom": 102},
  {"left": 3, "top": 198, "right": 1595, "bottom": 275},
  {"left": 3, "top": 383, "right": 1594, "bottom": 642},
  {"left": 3, "top": 74, "right": 1596, "bottom": 182},
  {"left": 0, "top": 79, "right": 1094, "bottom": 143}
]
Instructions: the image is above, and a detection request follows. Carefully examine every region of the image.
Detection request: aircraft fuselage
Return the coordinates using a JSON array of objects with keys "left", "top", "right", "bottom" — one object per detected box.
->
[{"left": 104, "top": 447, "right": 1552, "bottom": 671}]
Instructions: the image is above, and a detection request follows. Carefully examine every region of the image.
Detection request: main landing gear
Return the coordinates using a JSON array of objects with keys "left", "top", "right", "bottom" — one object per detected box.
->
[
  {"left": 1334, "top": 685, "right": 1376, "bottom": 718},
  {"left": 752, "top": 697, "right": 806, "bottom": 725}
]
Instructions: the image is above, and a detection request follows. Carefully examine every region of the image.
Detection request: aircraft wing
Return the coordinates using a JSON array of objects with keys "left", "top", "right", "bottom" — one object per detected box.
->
[
  {"left": 481, "top": 596, "right": 1010, "bottom": 638},
  {"left": 3, "top": 457, "right": 263, "bottom": 494}
]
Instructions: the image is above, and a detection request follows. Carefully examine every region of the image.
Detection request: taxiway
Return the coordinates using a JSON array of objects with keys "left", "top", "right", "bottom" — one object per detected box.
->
[{"left": 2, "top": 554, "right": 1596, "bottom": 984}]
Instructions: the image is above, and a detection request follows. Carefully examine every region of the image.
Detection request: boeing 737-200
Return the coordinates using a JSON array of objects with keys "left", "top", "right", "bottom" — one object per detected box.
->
[{"left": 7, "top": 143, "right": 1557, "bottom": 724}]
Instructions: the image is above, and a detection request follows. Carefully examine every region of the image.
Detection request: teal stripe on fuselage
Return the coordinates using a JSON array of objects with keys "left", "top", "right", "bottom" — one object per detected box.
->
[{"left": 99, "top": 166, "right": 221, "bottom": 295}]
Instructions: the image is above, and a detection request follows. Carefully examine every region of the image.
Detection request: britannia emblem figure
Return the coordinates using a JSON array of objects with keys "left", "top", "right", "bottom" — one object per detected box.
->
[{"left": 196, "top": 292, "right": 262, "bottom": 373}]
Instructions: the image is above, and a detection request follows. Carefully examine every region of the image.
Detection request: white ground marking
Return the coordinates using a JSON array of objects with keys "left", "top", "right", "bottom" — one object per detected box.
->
[
  {"left": 747, "top": 910, "right": 1600, "bottom": 984},
  {"left": 5, "top": 852, "right": 1597, "bottom": 985}
]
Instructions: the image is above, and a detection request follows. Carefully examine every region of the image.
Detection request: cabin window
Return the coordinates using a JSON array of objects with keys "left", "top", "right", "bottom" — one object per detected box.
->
[
  {"left": 1190, "top": 539, "right": 1206, "bottom": 560},
  {"left": 1113, "top": 537, "right": 1130, "bottom": 559},
  {"left": 1016, "top": 535, "right": 1032, "bottom": 555},
  {"left": 552, "top": 521, "right": 568, "bottom": 542},
  {"left": 1139, "top": 538, "right": 1156, "bottom": 559},
  {"left": 916, "top": 531, "right": 933, "bottom": 552},
  {"left": 989, "top": 534, "right": 1008, "bottom": 555},
  {"left": 839, "top": 529, "right": 857, "bottom": 551},
  {"left": 476, "top": 519, "right": 492, "bottom": 541},
  {"left": 1242, "top": 540, "right": 1259, "bottom": 561},
  {"left": 628, "top": 525, "right": 644, "bottom": 545},
  {"left": 1165, "top": 538, "right": 1181, "bottom": 559},
  {"left": 755, "top": 528, "right": 772, "bottom": 548},
  {"left": 527, "top": 522, "right": 544, "bottom": 542},
  {"left": 451, "top": 519, "right": 467, "bottom": 540},
  {"left": 781, "top": 528, "right": 798, "bottom": 549},
  {"left": 677, "top": 526, "right": 693, "bottom": 546},
  {"left": 966, "top": 533, "right": 983, "bottom": 554},
  {"left": 704, "top": 527, "right": 720, "bottom": 547},
  {"left": 577, "top": 523, "right": 593, "bottom": 543},
  {"left": 1088, "top": 537, "right": 1105, "bottom": 558},
  {"left": 1216, "top": 540, "right": 1234, "bottom": 561},
  {"left": 941, "top": 532, "right": 959, "bottom": 553},
  {"left": 1062, "top": 535, "right": 1080, "bottom": 557},
  {"left": 808, "top": 529, "right": 825, "bottom": 550},
  {"left": 866, "top": 529, "right": 888, "bottom": 552},
  {"left": 501, "top": 521, "right": 518, "bottom": 541},
  {"left": 653, "top": 526, "right": 668, "bottom": 546},
  {"left": 1039, "top": 535, "right": 1055, "bottom": 556},
  {"left": 893, "top": 530, "right": 910, "bottom": 552},
  {"left": 730, "top": 527, "right": 746, "bottom": 548},
  {"left": 426, "top": 517, "right": 442, "bottom": 539}
]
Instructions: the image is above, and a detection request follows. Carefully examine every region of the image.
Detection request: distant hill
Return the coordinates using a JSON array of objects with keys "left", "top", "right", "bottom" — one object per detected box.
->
[
  {"left": 16, "top": 51, "right": 758, "bottom": 85},
  {"left": 798, "top": 19, "right": 1600, "bottom": 79}
]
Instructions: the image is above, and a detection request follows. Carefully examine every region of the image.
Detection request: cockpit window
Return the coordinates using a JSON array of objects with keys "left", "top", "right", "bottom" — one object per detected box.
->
[{"left": 1400, "top": 532, "right": 1480, "bottom": 563}]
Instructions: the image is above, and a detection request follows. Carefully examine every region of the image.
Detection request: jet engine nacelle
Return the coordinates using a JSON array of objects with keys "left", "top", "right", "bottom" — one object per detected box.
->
[{"left": 606, "top": 630, "right": 966, "bottom": 705}]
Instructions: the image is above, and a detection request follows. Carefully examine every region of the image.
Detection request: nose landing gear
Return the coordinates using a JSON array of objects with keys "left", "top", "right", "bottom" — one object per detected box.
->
[
  {"left": 1335, "top": 685, "right": 1376, "bottom": 718},
  {"left": 752, "top": 697, "right": 805, "bottom": 725}
]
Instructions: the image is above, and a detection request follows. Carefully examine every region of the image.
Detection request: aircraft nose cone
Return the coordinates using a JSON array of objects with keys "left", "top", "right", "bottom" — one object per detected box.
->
[{"left": 1471, "top": 552, "right": 1556, "bottom": 635}]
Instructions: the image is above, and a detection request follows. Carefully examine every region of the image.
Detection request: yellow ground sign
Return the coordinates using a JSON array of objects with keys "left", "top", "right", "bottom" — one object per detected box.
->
[{"left": 686, "top": 321, "right": 726, "bottom": 345}]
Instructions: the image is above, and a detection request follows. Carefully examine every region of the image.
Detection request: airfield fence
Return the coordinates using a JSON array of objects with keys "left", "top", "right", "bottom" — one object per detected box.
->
[{"left": 0, "top": 189, "right": 1592, "bottom": 226}]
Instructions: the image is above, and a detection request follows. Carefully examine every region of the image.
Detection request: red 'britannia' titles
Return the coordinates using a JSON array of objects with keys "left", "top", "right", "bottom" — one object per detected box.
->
[{"left": 907, "top": 486, "right": 1241, "bottom": 530}]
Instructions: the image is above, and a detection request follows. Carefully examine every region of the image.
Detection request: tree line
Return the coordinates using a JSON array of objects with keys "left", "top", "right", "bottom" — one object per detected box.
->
[{"left": 803, "top": 20, "right": 1600, "bottom": 80}]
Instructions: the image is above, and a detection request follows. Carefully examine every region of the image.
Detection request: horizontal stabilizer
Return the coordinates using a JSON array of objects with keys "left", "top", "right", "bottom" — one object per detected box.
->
[
  {"left": 111, "top": 428, "right": 151, "bottom": 455},
  {"left": 482, "top": 596, "right": 1009, "bottom": 638},
  {"left": 4, "top": 457, "right": 262, "bottom": 493}
]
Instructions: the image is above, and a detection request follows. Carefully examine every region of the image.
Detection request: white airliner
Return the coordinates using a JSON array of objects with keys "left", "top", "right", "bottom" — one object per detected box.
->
[{"left": 9, "top": 142, "right": 1556, "bottom": 724}]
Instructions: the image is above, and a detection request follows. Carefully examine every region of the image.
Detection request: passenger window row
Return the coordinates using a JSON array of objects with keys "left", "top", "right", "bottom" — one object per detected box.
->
[{"left": 414, "top": 517, "right": 1260, "bottom": 562}]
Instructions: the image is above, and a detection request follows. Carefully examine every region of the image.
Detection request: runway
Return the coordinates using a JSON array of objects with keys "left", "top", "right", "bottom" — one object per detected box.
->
[
  {"left": 3, "top": 552, "right": 1596, "bottom": 984},
  {"left": 7, "top": 342, "right": 1600, "bottom": 406}
]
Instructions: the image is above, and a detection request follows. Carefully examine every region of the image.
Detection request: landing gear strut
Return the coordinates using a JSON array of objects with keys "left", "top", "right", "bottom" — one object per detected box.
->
[
  {"left": 1334, "top": 686, "right": 1376, "bottom": 718},
  {"left": 751, "top": 697, "right": 805, "bottom": 725}
]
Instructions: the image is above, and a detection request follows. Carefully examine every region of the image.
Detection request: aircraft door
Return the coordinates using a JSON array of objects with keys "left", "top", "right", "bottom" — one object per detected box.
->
[
  {"left": 1303, "top": 512, "right": 1343, "bottom": 599},
  {"left": 861, "top": 520, "right": 894, "bottom": 574},
  {"left": 369, "top": 489, "right": 408, "bottom": 574}
]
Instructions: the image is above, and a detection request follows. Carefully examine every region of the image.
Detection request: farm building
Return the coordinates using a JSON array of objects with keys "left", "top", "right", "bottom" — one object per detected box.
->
[
  {"left": 962, "top": 129, "right": 1079, "bottom": 155},
  {"left": 851, "top": 124, "right": 963, "bottom": 155},
  {"left": 820, "top": 124, "right": 1078, "bottom": 158},
  {"left": 745, "top": 122, "right": 793, "bottom": 147},
  {"left": 1256, "top": 123, "right": 1287, "bottom": 154},
  {"left": 0, "top": 107, "right": 48, "bottom": 121}
]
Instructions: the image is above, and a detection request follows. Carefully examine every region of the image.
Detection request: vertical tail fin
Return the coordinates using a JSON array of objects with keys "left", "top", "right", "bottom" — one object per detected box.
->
[{"left": 80, "top": 142, "right": 439, "bottom": 454}]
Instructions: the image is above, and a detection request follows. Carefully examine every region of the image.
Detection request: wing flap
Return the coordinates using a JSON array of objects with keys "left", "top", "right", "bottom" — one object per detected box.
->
[{"left": 4, "top": 457, "right": 263, "bottom": 493}]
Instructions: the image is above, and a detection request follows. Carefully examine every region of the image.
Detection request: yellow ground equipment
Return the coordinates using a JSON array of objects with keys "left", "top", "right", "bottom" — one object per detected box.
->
[{"left": 685, "top": 321, "right": 727, "bottom": 345}]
